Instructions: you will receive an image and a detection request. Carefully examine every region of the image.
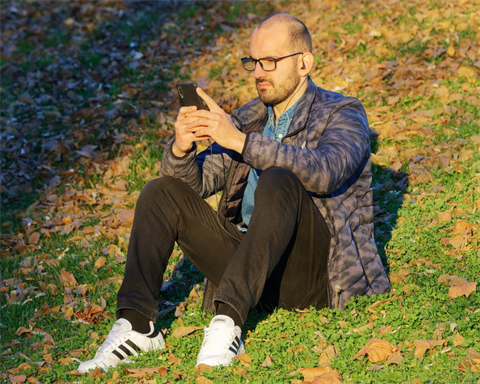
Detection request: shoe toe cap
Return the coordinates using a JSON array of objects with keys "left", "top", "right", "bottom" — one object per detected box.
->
[{"left": 77, "top": 360, "right": 98, "bottom": 374}]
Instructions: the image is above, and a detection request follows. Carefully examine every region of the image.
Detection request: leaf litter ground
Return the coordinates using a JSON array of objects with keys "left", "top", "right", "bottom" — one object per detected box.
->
[{"left": 1, "top": 1, "right": 479, "bottom": 383}]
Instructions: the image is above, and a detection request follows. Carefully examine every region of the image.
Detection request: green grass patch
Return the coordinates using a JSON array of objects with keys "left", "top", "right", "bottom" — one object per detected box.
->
[{"left": 1, "top": 1, "right": 480, "bottom": 383}]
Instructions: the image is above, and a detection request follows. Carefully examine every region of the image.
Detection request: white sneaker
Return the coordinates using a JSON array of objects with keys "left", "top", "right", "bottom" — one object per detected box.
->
[
  {"left": 196, "top": 315, "right": 244, "bottom": 367},
  {"left": 77, "top": 318, "right": 165, "bottom": 373}
]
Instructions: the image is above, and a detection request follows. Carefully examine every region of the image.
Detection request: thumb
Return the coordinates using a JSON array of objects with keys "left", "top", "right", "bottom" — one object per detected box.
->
[{"left": 196, "top": 87, "right": 220, "bottom": 112}]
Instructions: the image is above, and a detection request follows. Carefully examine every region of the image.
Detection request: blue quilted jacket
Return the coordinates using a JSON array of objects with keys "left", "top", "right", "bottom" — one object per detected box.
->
[{"left": 160, "top": 78, "right": 390, "bottom": 310}]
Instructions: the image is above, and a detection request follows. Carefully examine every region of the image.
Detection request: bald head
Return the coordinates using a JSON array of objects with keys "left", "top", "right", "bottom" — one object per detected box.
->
[{"left": 255, "top": 13, "right": 312, "bottom": 53}]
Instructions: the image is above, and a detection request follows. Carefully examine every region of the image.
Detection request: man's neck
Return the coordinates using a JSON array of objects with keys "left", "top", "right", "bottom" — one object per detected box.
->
[{"left": 272, "top": 76, "right": 309, "bottom": 122}]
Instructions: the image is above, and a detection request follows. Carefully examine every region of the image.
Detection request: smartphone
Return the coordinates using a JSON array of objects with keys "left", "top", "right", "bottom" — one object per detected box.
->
[{"left": 176, "top": 82, "right": 206, "bottom": 110}]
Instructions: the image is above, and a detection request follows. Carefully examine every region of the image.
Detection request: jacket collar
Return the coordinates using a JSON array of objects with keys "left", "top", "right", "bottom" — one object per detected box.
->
[{"left": 285, "top": 77, "right": 316, "bottom": 138}]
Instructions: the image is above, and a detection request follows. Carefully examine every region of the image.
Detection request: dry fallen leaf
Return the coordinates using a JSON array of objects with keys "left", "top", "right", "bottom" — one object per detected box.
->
[
  {"left": 452, "top": 220, "right": 475, "bottom": 236},
  {"left": 64, "top": 307, "right": 74, "bottom": 320},
  {"left": 353, "top": 338, "right": 398, "bottom": 363},
  {"left": 8, "top": 375, "right": 27, "bottom": 384},
  {"left": 386, "top": 351, "right": 403, "bottom": 365},
  {"left": 458, "top": 66, "right": 478, "bottom": 78},
  {"left": 319, "top": 345, "right": 339, "bottom": 366},
  {"left": 260, "top": 355, "right": 273, "bottom": 367},
  {"left": 58, "top": 357, "right": 74, "bottom": 365},
  {"left": 94, "top": 256, "right": 106, "bottom": 269},
  {"left": 171, "top": 326, "right": 201, "bottom": 338},
  {"left": 379, "top": 325, "right": 392, "bottom": 335},
  {"left": 448, "top": 282, "right": 477, "bottom": 298},
  {"left": 196, "top": 376, "right": 214, "bottom": 384},
  {"left": 43, "top": 353, "right": 54, "bottom": 364},
  {"left": 353, "top": 322, "right": 374, "bottom": 334},
  {"left": 459, "top": 348, "right": 480, "bottom": 373},
  {"left": 301, "top": 367, "right": 334, "bottom": 382},
  {"left": 89, "top": 331, "right": 99, "bottom": 340},
  {"left": 234, "top": 353, "right": 252, "bottom": 366},
  {"left": 7, "top": 363, "right": 34, "bottom": 375},
  {"left": 111, "top": 371, "right": 119, "bottom": 381},
  {"left": 366, "top": 299, "right": 392, "bottom": 312},
  {"left": 74, "top": 304, "right": 107, "bottom": 325},
  {"left": 300, "top": 366, "right": 344, "bottom": 384},
  {"left": 188, "top": 284, "right": 200, "bottom": 301},
  {"left": 126, "top": 367, "right": 168, "bottom": 378},
  {"left": 453, "top": 333, "right": 465, "bottom": 347},
  {"left": 195, "top": 364, "right": 212, "bottom": 373},
  {"left": 366, "top": 364, "right": 384, "bottom": 371},
  {"left": 15, "top": 327, "right": 32, "bottom": 337},
  {"left": 26, "top": 377, "right": 42, "bottom": 384},
  {"left": 58, "top": 269, "right": 78, "bottom": 287},
  {"left": 235, "top": 366, "right": 248, "bottom": 376},
  {"left": 438, "top": 275, "right": 468, "bottom": 286},
  {"left": 88, "top": 366, "right": 103, "bottom": 378},
  {"left": 413, "top": 339, "right": 447, "bottom": 359},
  {"left": 168, "top": 352, "right": 182, "bottom": 366},
  {"left": 117, "top": 209, "right": 135, "bottom": 225},
  {"left": 311, "top": 370, "right": 344, "bottom": 384},
  {"left": 68, "top": 369, "right": 85, "bottom": 376},
  {"left": 28, "top": 232, "right": 40, "bottom": 245},
  {"left": 389, "top": 269, "right": 412, "bottom": 284}
]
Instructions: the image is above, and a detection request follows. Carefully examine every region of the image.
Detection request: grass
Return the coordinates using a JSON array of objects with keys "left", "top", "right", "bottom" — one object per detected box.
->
[{"left": 1, "top": 0, "right": 480, "bottom": 383}]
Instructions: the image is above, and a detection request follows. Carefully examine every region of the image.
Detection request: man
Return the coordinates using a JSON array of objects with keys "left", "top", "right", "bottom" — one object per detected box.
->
[{"left": 78, "top": 13, "right": 390, "bottom": 373}]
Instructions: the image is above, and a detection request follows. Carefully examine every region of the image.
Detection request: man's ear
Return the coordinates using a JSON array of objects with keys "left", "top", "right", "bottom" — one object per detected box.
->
[{"left": 299, "top": 52, "right": 314, "bottom": 75}]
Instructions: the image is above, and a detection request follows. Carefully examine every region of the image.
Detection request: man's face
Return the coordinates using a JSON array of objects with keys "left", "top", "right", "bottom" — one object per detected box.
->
[{"left": 249, "top": 25, "right": 301, "bottom": 106}]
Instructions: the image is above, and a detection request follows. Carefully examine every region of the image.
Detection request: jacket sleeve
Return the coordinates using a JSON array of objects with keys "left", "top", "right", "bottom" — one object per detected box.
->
[
  {"left": 160, "top": 138, "right": 233, "bottom": 198},
  {"left": 241, "top": 97, "right": 370, "bottom": 196}
]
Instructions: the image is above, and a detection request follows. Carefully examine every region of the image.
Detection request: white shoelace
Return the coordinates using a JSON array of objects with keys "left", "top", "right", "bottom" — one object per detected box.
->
[
  {"left": 98, "top": 324, "right": 128, "bottom": 353},
  {"left": 202, "top": 327, "right": 235, "bottom": 351}
]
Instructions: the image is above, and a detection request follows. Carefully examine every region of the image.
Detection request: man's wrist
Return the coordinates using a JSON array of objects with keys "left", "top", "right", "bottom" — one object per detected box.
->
[
  {"left": 172, "top": 141, "right": 191, "bottom": 158},
  {"left": 232, "top": 132, "right": 247, "bottom": 154}
]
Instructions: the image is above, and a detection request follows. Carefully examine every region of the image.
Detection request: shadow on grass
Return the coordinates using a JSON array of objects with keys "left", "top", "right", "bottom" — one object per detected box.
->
[
  {"left": 370, "top": 133, "right": 409, "bottom": 268},
  {"left": 0, "top": 0, "right": 273, "bottom": 209}
]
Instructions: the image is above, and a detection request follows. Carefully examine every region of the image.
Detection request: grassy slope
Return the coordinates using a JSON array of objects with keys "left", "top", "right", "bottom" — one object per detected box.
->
[{"left": 1, "top": 1, "right": 479, "bottom": 383}]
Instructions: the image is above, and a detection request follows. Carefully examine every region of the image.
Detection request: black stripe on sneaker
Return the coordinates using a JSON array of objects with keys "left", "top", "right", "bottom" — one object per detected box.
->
[
  {"left": 119, "top": 344, "right": 133, "bottom": 356},
  {"left": 233, "top": 336, "right": 240, "bottom": 349},
  {"left": 125, "top": 339, "right": 141, "bottom": 352},
  {"left": 148, "top": 327, "right": 160, "bottom": 338},
  {"left": 112, "top": 349, "right": 125, "bottom": 360},
  {"left": 229, "top": 336, "right": 241, "bottom": 354}
]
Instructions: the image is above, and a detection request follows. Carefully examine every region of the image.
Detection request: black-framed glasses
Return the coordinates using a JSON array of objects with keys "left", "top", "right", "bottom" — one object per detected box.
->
[{"left": 241, "top": 52, "right": 303, "bottom": 72}]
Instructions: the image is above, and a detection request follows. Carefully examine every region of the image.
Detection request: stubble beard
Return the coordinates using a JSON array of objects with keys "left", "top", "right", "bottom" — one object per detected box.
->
[{"left": 256, "top": 71, "right": 301, "bottom": 106}]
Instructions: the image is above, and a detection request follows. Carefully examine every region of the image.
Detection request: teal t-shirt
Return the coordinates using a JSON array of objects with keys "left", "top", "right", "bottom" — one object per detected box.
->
[{"left": 240, "top": 99, "right": 301, "bottom": 228}]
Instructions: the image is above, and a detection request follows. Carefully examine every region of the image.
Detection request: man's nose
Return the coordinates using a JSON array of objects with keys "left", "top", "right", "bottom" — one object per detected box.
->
[{"left": 253, "top": 63, "right": 267, "bottom": 79}]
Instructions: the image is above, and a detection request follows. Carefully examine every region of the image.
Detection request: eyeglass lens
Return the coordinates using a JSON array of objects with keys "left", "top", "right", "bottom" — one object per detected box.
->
[
  {"left": 243, "top": 58, "right": 276, "bottom": 72},
  {"left": 242, "top": 52, "right": 303, "bottom": 72}
]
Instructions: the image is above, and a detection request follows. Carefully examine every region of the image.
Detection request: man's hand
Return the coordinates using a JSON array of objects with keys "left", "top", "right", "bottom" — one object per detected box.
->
[
  {"left": 174, "top": 88, "right": 246, "bottom": 153},
  {"left": 172, "top": 105, "right": 200, "bottom": 157}
]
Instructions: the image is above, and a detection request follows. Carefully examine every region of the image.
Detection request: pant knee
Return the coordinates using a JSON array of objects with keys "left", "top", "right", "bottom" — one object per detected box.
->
[
  {"left": 137, "top": 176, "right": 184, "bottom": 206},
  {"left": 257, "top": 167, "right": 300, "bottom": 194}
]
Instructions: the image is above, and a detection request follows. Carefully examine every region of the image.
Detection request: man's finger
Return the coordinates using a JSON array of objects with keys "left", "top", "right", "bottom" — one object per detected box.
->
[
  {"left": 187, "top": 110, "right": 216, "bottom": 120},
  {"left": 179, "top": 105, "right": 197, "bottom": 113},
  {"left": 196, "top": 87, "right": 221, "bottom": 112},
  {"left": 178, "top": 105, "right": 197, "bottom": 119},
  {"left": 193, "top": 129, "right": 211, "bottom": 139}
]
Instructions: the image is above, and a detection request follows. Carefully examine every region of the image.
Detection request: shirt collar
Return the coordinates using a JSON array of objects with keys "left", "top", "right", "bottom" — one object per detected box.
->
[{"left": 267, "top": 97, "right": 301, "bottom": 128}]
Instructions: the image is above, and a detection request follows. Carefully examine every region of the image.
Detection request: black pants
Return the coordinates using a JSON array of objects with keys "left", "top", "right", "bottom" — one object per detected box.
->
[{"left": 117, "top": 167, "right": 331, "bottom": 324}]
